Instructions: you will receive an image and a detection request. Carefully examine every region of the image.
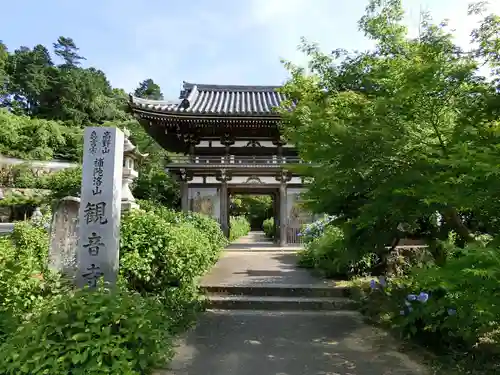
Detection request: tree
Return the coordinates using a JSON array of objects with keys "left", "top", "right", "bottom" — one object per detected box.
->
[
  {"left": 5, "top": 45, "right": 54, "bottom": 115},
  {"left": 53, "top": 36, "right": 85, "bottom": 67},
  {"left": 279, "top": 0, "right": 500, "bottom": 263},
  {"left": 44, "top": 67, "right": 124, "bottom": 125},
  {"left": 0, "top": 41, "right": 8, "bottom": 96},
  {"left": 134, "top": 79, "right": 163, "bottom": 100},
  {"left": 0, "top": 37, "right": 181, "bottom": 207},
  {"left": 230, "top": 195, "right": 273, "bottom": 229}
]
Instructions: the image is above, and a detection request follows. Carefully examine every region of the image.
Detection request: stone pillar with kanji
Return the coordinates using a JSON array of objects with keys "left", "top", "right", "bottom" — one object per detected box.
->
[{"left": 77, "top": 127, "right": 124, "bottom": 289}]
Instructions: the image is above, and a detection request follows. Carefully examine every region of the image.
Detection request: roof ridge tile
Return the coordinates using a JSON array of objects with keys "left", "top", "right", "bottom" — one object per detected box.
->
[{"left": 129, "top": 81, "right": 291, "bottom": 116}]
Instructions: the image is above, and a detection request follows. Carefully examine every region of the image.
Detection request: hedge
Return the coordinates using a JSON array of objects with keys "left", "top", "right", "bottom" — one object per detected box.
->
[
  {"left": 262, "top": 217, "right": 274, "bottom": 239},
  {"left": 229, "top": 215, "right": 251, "bottom": 241}
]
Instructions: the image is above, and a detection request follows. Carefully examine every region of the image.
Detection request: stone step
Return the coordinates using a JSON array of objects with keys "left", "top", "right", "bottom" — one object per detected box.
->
[
  {"left": 205, "top": 295, "right": 357, "bottom": 311},
  {"left": 202, "top": 284, "right": 351, "bottom": 298},
  {"left": 204, "top": 309, "right": 364, "bottom": 317}
]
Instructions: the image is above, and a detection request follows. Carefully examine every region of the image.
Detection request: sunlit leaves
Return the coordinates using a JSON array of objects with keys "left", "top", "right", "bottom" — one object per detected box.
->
[{"left": 280, "top": 0, "right": 500, "bottom": 252}]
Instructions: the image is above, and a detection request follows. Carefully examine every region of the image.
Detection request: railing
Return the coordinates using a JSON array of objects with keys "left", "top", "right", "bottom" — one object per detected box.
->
[{"left": 166, "top": 155, "right": 309, "bottom": 166}]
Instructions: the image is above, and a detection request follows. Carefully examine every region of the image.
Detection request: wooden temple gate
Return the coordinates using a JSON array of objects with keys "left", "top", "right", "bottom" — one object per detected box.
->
[{"left": 128, "top": 82, "right": 313, "bottom": 246}]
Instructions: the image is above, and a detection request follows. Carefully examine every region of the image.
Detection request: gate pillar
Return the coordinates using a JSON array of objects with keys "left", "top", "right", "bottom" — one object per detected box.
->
[
  {"left": 273, "top": 191, "right": 280, "bottom": 244},
  {"left": 278, "top": 182, "right": 287, "bottom": 246},
  {"left": 217, "top": 169, "right": 231, "bottom": 238},
  {"left": 220, "top": 182, "right": 229, "bottom": 237},
  {"left": 179, "top": 169, "right": 192, "bottom": 212}
]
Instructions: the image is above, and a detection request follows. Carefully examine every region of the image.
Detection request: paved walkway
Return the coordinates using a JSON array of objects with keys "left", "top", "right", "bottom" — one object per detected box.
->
[
  {"left": 226, "top": 231, "right": 303, "bottom": 251},
  {"left": 159, "top": 232, "right": 430, "bottom": 375}
]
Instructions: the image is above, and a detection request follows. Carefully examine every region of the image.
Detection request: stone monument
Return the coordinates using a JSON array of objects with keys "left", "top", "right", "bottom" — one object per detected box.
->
[
  {"left": 48, "top": 197, "right": 80, "bottom": 279},
  {"left": 76, "top": 127, "right": 124, "bottom": 289}
]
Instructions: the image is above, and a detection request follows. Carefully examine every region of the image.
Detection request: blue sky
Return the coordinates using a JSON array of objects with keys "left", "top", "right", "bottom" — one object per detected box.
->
[{"left": 1, "top": 0, "right": 498, "bottom": 99}]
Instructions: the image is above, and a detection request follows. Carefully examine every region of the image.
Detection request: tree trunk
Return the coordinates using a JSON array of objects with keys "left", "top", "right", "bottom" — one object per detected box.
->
[
  {"left": 373, "top": 236, "right": 400, "bottom": 276},
  {"left": 441, "top": 206, "right": 474, "bottom": 244},
  {"left": 427, "top": 237, "right": 447, "bottom": 266}
]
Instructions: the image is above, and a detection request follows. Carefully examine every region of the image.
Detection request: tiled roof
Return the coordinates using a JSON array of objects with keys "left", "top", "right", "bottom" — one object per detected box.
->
[{"left": 129, "top": 81, "right": 286, "bottom": 116}]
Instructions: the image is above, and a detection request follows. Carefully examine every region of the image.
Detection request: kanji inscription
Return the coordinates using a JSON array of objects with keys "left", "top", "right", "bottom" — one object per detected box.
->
[
  {"left": 82, "top": 264, "right": 103, "bottom": 288},
  {"left": 77, "top": 127, "right": 124, "bottom": 289},
  {"left": 83, "top": 232, "right": 104, "bottom": 256},
  {"left": 92, "top": 157, "right": 104, "bottom": 195},
  {"left": 83, "top": 201, "right": 108, "bottom": 225}
]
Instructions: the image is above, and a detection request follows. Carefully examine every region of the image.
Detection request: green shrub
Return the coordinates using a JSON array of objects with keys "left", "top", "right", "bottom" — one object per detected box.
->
[
  {"left": 0, "top": 203, "right": 225, "bottom": 371},
  {"left": 0, "top": 227, "right": 69, "bottom": 340},
  {"left": 362, "top": 244, "right": 500, "bottom": 352},
  {"left": 181, "top": 211, "right": 228, "bottom": 253},
  {"left": 262, "top": 217, "right": 274, "bottom": 238},
  {"left": 230, "top": 195, "right": 273, "bottom": 229},
  {"left": 137, "top": 200, "right": 228, "bottom": 253},
  {"left": 43, "top": 166, "right": 83, "bottom": 199},
  {"left": 298, "top": 225, "right": 377, "bottom": 278},
  {"left": 0, "top": 164, "right": 43, "bottom": 188},
  {"left": 120, "top": 210, "right": 217, "bottom": 292},
  {"left": 229, "top": 215, "right": 251, "bottom": 241},
  {"left": 120, "top": 208, "right": 223, "bottom": 332},
  {"left": 0, "top": 284, "right": 172, "bottom": 375},
  {"left": 10, "top": 221, "right": 49, "bottom": 271}
]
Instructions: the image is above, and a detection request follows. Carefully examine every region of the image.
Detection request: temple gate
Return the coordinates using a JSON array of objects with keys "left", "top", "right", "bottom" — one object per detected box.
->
[{"left": 128, "top": 82, "right": 312, "bottom": 246}]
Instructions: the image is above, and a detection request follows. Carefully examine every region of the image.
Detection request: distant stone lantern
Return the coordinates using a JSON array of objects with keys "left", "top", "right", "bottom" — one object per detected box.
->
[
  {"left": 31, "top": 206, "right": 43, "bottom": 223},
  {"left": 121, "top": 128, "right": 148, "bottom": 212}
]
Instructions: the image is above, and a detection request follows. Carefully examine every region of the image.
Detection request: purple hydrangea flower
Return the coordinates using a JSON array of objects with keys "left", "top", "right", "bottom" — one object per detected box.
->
[
  {"left": 417, "top": 292, "right": 429, "bottom": 303},
  {"left": 407, "top": 294, "right": 417, "bottom": 301},
  {"left": 378, "top": 276, "right": 386, "bottom": 287},
  {"left": 369, "top": 279, "right": 378, "bottom": 289}
]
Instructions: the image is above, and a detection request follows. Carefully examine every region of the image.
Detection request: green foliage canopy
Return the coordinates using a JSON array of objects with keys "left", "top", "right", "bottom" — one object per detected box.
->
[{"left": 279, "top": 0, "right": 500, "bottom": 259}]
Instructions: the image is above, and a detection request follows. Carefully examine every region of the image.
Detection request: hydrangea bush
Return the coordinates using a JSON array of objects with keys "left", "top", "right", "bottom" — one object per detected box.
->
[
  {"left": 298, "top": 215, "right": 336, "bottom": 243},
  {"left": 298, "top": 218, "right": 378, "bottom": 278},
  {"left": 362, "top": 244, "right": 500, "bottom": 351}
]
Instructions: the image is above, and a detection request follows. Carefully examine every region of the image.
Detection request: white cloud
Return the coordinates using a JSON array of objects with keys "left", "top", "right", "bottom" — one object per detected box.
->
[
  {"left": 403, "top": 0, "right": 500, "bottom": 49},
  {"left": 244, "top": 0, "right": 369, "bottom": 66},
  {"left": 100, "top": 0, "right": 500, "bottom": 95}
]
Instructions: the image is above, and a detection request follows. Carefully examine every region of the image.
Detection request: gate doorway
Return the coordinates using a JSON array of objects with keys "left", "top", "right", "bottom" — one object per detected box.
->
[
  {"left": 230, "top": 194, "right": 273, "bottom": 230},
  {"left": 227, "top": 186, "right": 279, "bottom": 245}
]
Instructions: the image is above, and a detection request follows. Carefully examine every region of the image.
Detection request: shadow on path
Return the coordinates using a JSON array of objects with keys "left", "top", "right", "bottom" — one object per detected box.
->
[
  {"left": 226, "top": 231, "right": 303, "bottom": 251},
  {"left": 160, "top": 311, "right": 429, "bottom": 375},
  {"left": 201, "top": 252, "right": 324, "bottom": 286}
]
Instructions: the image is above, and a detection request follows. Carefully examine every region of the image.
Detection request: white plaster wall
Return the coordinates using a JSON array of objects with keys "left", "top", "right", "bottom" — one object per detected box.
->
[
  {"left": 189, "top": 177, "right": 204, "bottom": 184},
  {"left": 188, "top": 187, "right": 220, "bottom": 221},
  {"left": 289, "top": 177, "right": 302, "bottom": 184},
  {"left": 286, "top": 188, "right": 313, "bottom": 227},
  {"left": 0, "top": 155, "right": 77, "bottom": 170}
]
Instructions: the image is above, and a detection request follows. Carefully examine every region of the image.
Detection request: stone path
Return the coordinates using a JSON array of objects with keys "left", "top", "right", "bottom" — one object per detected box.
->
[
  {"left": 226, "top": 231, "right": 303, "bottom": 251},
  {"left": 158, "top": 232, "right": 430, "bottom": 375}
]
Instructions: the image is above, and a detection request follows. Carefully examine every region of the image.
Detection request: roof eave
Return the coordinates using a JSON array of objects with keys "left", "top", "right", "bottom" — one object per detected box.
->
[{"left": 131, "top": 107, "right": 283, "bottom": 121}]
